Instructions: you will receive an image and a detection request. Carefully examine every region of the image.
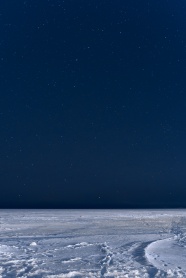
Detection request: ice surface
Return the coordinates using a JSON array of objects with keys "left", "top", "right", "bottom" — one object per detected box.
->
[{"left": 0, "top": 209, "right": 186, "bottom": 277}]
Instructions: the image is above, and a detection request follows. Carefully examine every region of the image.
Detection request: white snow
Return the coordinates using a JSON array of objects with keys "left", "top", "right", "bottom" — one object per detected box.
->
[
  {"left": 145, "top": 237, "right": 186, "bottom": 275},
  {"left": 0, "top": 209, "right": 186, "bottom": 277},
  {"left": 30, "top": 241, "right": 37, "bottom": 246},
  {"left": 46, "top": 272, "right": 83, "bottom": 277},
  {"left": 61, "top": 257, "right": 81, "bottom": 263}
]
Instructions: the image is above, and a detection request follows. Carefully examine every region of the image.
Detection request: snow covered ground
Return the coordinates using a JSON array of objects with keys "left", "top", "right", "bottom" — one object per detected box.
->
[{"left": 0, "top": 209, "right": 186, "bottom": 277}]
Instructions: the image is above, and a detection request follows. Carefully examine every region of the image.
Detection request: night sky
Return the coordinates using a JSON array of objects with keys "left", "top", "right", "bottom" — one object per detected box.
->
[{"left": 1, "top": 0, "right": 186, "bottom": 208}]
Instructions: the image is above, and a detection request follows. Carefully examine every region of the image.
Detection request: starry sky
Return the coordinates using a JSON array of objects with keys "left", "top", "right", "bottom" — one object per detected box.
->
[{"left": 1, "top": 0, "right": 186, "bottom": 208}]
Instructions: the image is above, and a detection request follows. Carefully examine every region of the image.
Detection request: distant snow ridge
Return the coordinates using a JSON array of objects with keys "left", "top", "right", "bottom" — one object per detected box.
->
[
  {"left": 174, "top": 232, "right": 186, "bottom": 247},
  {"left": 170, "top": 217, "right": 186, "bottom": 244}
]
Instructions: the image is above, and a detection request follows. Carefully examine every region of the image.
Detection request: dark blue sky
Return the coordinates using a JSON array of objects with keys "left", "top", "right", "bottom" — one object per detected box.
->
[{"left": 1, "top": 0, "right": 186, "bottom": 208}]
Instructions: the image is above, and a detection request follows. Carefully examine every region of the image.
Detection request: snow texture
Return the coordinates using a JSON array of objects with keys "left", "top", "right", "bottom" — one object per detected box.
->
[{"left": 0, "top": 209, "right": 186, "bottom": 277}]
